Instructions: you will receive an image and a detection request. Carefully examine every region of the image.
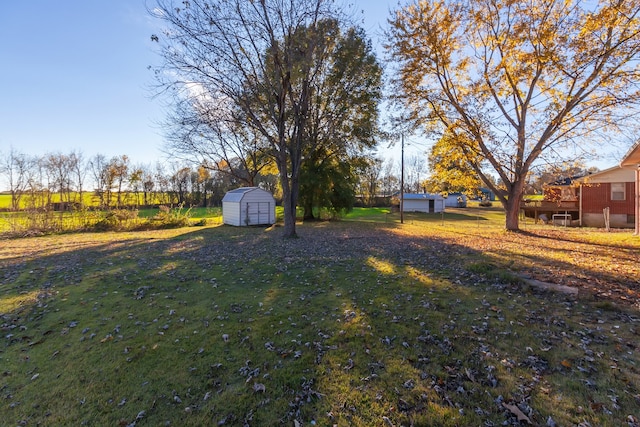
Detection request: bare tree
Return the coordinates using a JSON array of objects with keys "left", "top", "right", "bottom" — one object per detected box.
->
[
  {"left": 89, "top": 154, "right": 109, "bottom": 208},
  {"left": 169, "top": 165, "right": 192, "bottom": 205},
  {"left": 69, "top": 151, "right": 86, "bottom": 208},
  {"left": 162, "top": 94, "right": 270, "bottom": 188},
  {"left": 357, "top": 157, "right": 384, "bottom": 207},
  {"left": 129, "top": 165, "right": 144, "bottom": 208},
  {"left": 1, "top": 147, "right": 32, "bottom": 211},
  {"left": 404, "top": 154, "right": 427, "bottom": 193},
  {"left": 388, "top": 0, "right": 640, "bottom": 230},
  {"left": 150, "top": 0, "right": 349, "bottom": 237},
  {"left": 380, "top": 159, "right": 399, "bottom": 198},
  {"left": 25, "top": 156, "right": 47, "bottom": 212},
  {"left": 154, "top": 162, "right": 171, "bottom": 205},
  {"left": 44, "top": 152, "right": 78, "bottom": 207},
  {"left": 141, "top": 165, "right": 156, "bottom": 207},
  {"left": 109, "top": 155, "right": 130, "bottom": 208}
]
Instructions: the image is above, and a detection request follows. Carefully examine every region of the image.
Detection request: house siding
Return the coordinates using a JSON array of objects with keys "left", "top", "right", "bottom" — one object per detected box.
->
[
  {"left": 582, "top": 182, "right": 635, "bottom": 213},
  {"left": 581, "top": 182, "right": 635, "bottom": 228}
]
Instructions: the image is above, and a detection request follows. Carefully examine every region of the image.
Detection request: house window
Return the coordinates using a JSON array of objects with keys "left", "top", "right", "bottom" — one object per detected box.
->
[{"left": 611, "top": 183, "right": 625, "bottom": 200}]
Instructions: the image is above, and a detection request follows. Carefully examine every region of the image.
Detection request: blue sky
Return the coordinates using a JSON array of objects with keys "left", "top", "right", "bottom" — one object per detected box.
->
[
  {"left": 2, "top": 1, "right": 623, "bottom": 174},
  {"left": 0, "top": 1, "right": 166, "bottom": 165},
  {"left": 0, "top": 1, "right": 399, "bottom": 167}
]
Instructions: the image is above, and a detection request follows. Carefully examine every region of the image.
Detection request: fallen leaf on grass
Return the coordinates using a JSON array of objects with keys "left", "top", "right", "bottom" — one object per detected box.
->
[
  {"left": 560, "top": 359, "right": 572, "bottom": 368},
  {"left": 465, "top": 367, "right": 476, "bottom": 382},
  {"left": 502, "top": 402, "right": 531, "bottom": 424}
]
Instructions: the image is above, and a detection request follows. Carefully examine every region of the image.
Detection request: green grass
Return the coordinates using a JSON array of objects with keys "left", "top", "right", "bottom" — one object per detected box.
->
[
  {"left": 343, "top": 207, "right": 392, "bottom": 221},
  {"left": 342, "top": 206, "right": 507, "bottom": 225},
  {"left": 0, "top": 193, "right": 10, "bottom": 209},
  {"left": 1, "top": 214, "right": 639, "bottom": 426}
]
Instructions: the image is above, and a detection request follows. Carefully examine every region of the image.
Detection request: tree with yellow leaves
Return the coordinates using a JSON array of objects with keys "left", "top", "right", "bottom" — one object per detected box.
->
[
  {"left": 387, "top": 0, "right": 640, "bottom": 230},
  {"left": 425, "top": 128, "right": 487, "bottom": 196}
]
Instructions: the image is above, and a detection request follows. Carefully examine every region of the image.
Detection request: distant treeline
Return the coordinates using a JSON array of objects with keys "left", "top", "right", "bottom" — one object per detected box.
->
[
  {"left": 0, "top": 150, "right": 272, "bottom": 213},
  {"left": 0, "top": 149, "right": 420, "bottom": 214}
]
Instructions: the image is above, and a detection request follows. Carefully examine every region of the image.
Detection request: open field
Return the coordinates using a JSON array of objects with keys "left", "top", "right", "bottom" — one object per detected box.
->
[
  {"left": 0, "top": 193, "right": 174, "bottom": 211},
  {"left": 1, "top": 210, "right": 639, "bottom": 426},
  {"left": 0, "top": 206, "right": 223, "bottom": 235}
]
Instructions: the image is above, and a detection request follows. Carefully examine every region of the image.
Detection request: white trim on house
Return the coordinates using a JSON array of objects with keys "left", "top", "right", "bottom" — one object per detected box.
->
[
  {"left": 575, "top": 166, "right": 636, "bottom": 184},
  {"left": 621, "top": 143, "right": 640, "bottom": 235}
]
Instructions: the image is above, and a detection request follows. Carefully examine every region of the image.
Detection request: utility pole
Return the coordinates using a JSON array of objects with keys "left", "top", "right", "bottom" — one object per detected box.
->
[{"left": 400, "top": 133, "right": 404, "bottom": 224}]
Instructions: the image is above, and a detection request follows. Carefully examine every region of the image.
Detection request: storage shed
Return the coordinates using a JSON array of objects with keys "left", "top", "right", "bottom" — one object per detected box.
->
[
  {"left": 402, "top": 193, "right": 445, "bottom": 213},
  {"left": 222, "top": 187, "right": 276, "bottom": 226},
  {"left": 443, "top": 193, "right": 467, "bottom": 208}
]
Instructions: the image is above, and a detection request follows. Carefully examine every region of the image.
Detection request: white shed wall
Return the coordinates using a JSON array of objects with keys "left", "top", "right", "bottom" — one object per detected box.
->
[
  {"left": 222, "top": 188, "right": 276, "bottom": 226},
  {"left": 222, "top": 201, "right": 242, "bottom": 226},
  {"left": 444, "top": 195, "right": 467, "bottom": 208},
  {"left": 403, "top": 198, "right": 444, "bottom": 213}
]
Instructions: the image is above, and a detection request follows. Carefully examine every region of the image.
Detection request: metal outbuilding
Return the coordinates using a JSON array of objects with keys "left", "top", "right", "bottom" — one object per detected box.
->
[
  {"left": 222, "top": 187, "right": 276, "bottom": 226},
  {"left": 402, "top": 193, "right": 445, "bottom": 213},
  {"left": 443, "top": 193, "right": 467, "bottom": 208}
]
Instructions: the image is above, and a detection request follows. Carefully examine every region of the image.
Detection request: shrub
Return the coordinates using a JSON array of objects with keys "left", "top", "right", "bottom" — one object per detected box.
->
[
  {"left": 147, "top": 205, "right": 191, "bottom": 229},
  {"left": 93, "top": 209, "right": 139, "bottom": 231}
]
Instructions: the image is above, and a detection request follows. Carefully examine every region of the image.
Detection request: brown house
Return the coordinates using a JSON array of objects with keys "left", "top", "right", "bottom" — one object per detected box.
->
[
  {"left": 620, "top": 142, "right": 640, "bottom": 234},
  {"left": 521, "top": 165, "right": 637, "bottom": 229},
  {"left": 576, "top": 167, "right": 636, "bottom": 228}
]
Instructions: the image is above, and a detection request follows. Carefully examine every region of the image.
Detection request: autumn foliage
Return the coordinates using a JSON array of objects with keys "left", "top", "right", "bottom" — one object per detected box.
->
[{"left": 387, "top": 0, "right": 640, "bottom": 230}]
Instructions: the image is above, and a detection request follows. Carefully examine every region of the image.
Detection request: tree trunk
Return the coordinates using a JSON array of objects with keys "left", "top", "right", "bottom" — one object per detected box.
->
[
  {"left": 280, "top": 168, "right": 298, "bottom": 238},
  {"left": 282, "top": 194, "right": 297, "bottom": 237},
  {"left": 302, "top": 198, "right": 315, "bottom": 220},
  {"left": 504, "top": 179, "right": 525, "bottom": 231},
  {"left": 505, "top": 197, "right": 520, "bottom": 231}
]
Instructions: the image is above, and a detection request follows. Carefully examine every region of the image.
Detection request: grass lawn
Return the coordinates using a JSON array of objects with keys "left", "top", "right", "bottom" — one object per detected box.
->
[{"left": 1, "top": 209, "right": 639, "bottom": 426}]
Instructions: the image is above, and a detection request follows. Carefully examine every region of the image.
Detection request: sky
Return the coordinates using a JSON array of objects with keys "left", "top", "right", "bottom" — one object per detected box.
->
[
  {"left": 0, "top": 1, "right": 165, "bottom": 165},
  {"left": 0, "top": 1, "right": 626, "bottom": 177},
  {"left": 0, "top": 0, "right": 406, "bottom": 169}
]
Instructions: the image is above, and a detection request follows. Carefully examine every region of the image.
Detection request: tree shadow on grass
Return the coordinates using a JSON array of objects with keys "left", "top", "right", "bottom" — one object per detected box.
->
[
  {"left": 436, "top": 226, "right": 640, "bottom": 307},
  {"left": 0, "top": 223, "right": 638, "bottom": 426}
]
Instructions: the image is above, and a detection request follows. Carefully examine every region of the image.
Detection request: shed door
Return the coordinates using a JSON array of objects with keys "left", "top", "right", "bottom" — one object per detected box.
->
[
  {"left": 428, "top": 199, "right": 435, "bottom": 213},
  {"left": 245, "top": 202, "right": 270, "bottom": 225}
]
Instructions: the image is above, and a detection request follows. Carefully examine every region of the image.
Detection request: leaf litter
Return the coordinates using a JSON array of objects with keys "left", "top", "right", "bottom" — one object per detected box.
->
[{"left": 0, "top": 222, "right": 638, "bottom": 426}]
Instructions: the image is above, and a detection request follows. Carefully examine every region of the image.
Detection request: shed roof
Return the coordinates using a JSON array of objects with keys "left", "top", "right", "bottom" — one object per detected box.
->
[
  {"left": 222, "top": 187, "right": 270, "bottom": 203},
  {"left": 403, "top": 193, "right": 443, "bottom": 200}
]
